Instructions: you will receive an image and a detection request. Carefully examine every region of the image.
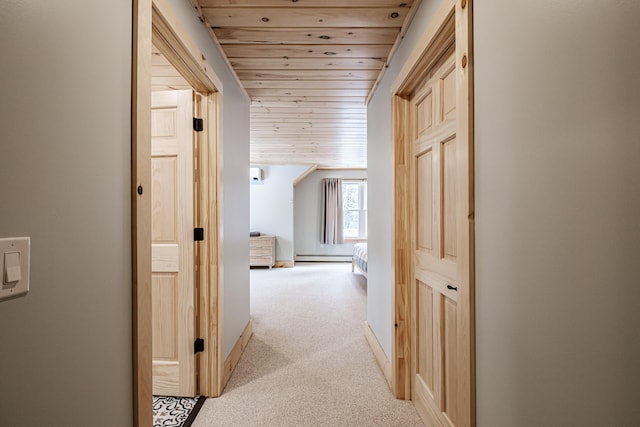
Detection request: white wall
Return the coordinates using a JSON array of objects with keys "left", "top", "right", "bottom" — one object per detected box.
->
[
  {"left": 250, "top": 165, "right": 308, "bottom": 262},
  {"left": 367, "top": 0, "right": 442, "bottom": 359},
  {"left": 166, "top": 0, "right": 251, "bottom": 359},
  {"left": 474, "top": 1, "right": 640, "bottom": 425},
  {"left": 0, "top": 1, "right": 133, "bottom": 425},
  {"left": 368, "top": 0, "right": 640, "bottom": 425},
  {"left": 294, "top": 169, "right": 367, "bottom": 257},
  {"left": 0, "top": 3, "right": 251, "bottom": 425}
]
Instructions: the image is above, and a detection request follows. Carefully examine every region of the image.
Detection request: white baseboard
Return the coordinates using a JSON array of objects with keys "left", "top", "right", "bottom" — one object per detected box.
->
[
  {"left": 295, "top": 255, "right": 351, "bottom": 262},
  {"left": 364, "top": 321, "right": 392, "bottom": 390}
]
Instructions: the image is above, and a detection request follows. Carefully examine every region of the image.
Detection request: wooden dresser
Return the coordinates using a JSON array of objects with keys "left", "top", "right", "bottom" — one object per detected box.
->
[{"left": 249, "top": 235, "right": 276, "bottom": 269}]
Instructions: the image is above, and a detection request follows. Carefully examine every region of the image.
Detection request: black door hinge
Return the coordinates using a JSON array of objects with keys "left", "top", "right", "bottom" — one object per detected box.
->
[
  {"left": 194, "top": 228, "right": 204, "bottom": 242},
  {"left": 194, "top": 338, "right": 205, "bottom": 354},
  {"left": 193, "top": 118, "right": 204, "bottom": 132}
]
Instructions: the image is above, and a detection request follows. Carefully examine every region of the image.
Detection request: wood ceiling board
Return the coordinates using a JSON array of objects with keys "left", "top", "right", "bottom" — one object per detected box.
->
[
  {"left": 250, "top": 160, "right": 365, "bottom": 168},
  {"left": 251, "top": 135, "right": 366, "bottom": 143},
  {"left": 212, "top": 27, "right": 399, "bottom": 44},
  {"left": 253, "top": 138, "right": 366, "bottom": 144},
  {"left": 251, "top": 116, "right": 367, "bottom": 123},
  {"left": 251, "top": 143, "right": 367, "bottom": 150},
  {"left": 242, "top": 80, "right": 373, "bottom": 89},
  {"left": 251, "top": 114, "right": 367, "bottom": 121},
  {"left": 222, "top": 44, "right": 391, "bottom": 59},
  {"left": 251, "top": 150, "right": 366, "bottom": 157},
  {"left": 230, "top": 57, "right": 384, "bottom": 70},
  {"left": 252, "top": 118, "right": 366, "bottom": 123},
  {"left": 251, "top": 142, "right": 367, "bottom": 148},
  {"left": 251, "top": 119, "right": 365, "bottom": 125},
  {"left": 251, "top": 134, "right": 365, "bottom": 139},
  {"left": 252, "top": 150, "right": 367, "bottom": 155},
  {"left": 237, "top": 69, "right": 380, "bottom": 81},
  {"left": 252, "top": 134, "right": 366, "bottom": 140},
  {"left": 253, "top": 163, "right": 367, "bottom": 169},
  {"left": 251, "top": 148, "right": 366, "bottom": 153},
  {"left": 249, "top": 121, "right": 367, "bottom": 128},
  {"left": 251, "top": 152, "right": 365, "bottom": 159},
  {"left": 251, "top": 100, "right": 366, "bottom": 108},
  {"left": 252, "top": 108, "right": 366, "bottom": 115},
  {"left": 250, "top": 96, "right": 366, "bottom": 103},
  {"left": 253, "top": 116, "right": 365, "bottom": 128},
  {"left": 201, "top": 0, "right": 413, "bottom": 7},
  {"left": 202, "top": 8, "right": 409, "bottom": 28},
  {"left": 253, "top": 130, "right": 363, "bottom": 135},
  {"left": 251, "top": 125, "right": 366, "bottom": 131},
  {"left": 251, "top": 143, "right": 366, "bottom": 149},
  {"left": 251, "top": 155, "right": 365, "bottom": 162},
  {"left": 251, "top": 148, "right": 365, "bottom": 154},
  {"left": 251, "top": 155, "right": 366, "bottom": 162},
  {"left": 247, "top": 88, "right": 370, "bottom": 97},
  {"left": 251, "top": 105, "right": 366, "bottom": 112}
]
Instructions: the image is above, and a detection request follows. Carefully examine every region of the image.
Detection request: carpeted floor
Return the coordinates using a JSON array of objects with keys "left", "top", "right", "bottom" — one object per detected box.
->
[{"left": 192, "top": 262, "right": 425, "bottom": 427}]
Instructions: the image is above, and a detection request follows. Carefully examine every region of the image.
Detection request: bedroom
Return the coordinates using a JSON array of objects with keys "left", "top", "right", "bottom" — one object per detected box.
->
[{"left": 249, "top": 165, "right": 368, "bottom": 274}]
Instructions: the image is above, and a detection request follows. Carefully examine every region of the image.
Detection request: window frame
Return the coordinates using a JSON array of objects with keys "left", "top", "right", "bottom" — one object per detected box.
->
[{"left": 342, "top": 180, "right": 367, "bottom": 241}]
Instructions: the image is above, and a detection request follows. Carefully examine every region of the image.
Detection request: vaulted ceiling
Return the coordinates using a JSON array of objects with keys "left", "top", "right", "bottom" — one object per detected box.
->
[{"left": 191, "top": 0, "right": 420, "bottom": 168}]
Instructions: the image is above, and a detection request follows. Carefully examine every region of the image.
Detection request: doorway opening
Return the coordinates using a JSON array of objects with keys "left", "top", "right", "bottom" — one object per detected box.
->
[{"left": 133, "top": 1, "right": 222, "bottom": 424}]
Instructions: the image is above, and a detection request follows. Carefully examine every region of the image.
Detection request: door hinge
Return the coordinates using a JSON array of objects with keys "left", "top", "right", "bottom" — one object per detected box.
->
[
  {"left": 194, "top": 338, "right": 205, "bottom": 354},
  {"left": 193, "top": 117, "right": 204, "bottom": 132},
  {"left": 194, "top": 227, "right": 204, "bottom": 242}
]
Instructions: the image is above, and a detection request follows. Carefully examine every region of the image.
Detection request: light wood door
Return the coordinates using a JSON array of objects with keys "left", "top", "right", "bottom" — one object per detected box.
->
[
  {"left": 151, "top": 90, "right": 196, "bottom": 397},
  {"left": 411, "top": 50, "right": 466, "bottom": 426}
]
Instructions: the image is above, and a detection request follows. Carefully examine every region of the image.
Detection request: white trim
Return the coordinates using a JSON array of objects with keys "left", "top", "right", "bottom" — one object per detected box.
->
[{"left": 295, "top": 255, "right": 351, "bottom": 262}]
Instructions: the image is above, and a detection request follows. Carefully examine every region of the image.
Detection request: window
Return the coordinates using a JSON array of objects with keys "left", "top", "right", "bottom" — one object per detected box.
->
[{"left": 342, "top": 180, "right": 367, "bottom": 239}]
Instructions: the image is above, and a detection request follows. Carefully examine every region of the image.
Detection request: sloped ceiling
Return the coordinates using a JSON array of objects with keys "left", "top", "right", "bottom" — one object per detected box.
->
[{"left": 192, "top": 0, "right": 420, "bottom": 168}]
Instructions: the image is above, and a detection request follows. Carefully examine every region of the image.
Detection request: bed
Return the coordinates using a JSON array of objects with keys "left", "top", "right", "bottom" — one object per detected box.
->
[{"left": 351, "top": 243, "right": 368, "bottom": 278}]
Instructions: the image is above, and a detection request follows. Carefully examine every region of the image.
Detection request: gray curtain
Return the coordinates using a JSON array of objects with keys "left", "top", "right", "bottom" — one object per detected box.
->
[{"left": 320, "top": 178, "right": 343, "bottom": 245}]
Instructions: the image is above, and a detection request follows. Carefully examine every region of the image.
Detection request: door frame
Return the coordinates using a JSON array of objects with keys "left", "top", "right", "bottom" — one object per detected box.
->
[
  {"left": 391, "top": 0, "right": 474, "bottom": 423},
  {"left": 133, "top": 0, "right": 223, "bottom": 424}
]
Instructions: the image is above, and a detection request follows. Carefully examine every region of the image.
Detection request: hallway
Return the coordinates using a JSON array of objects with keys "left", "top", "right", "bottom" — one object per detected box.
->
[{"left": 193, "top": 263, "right": 424, "bottom": 426}]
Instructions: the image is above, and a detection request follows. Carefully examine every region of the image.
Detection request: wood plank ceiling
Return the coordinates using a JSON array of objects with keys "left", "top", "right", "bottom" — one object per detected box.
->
[{"left": 192, "top": 0, "right": 419, "bottom": 168}]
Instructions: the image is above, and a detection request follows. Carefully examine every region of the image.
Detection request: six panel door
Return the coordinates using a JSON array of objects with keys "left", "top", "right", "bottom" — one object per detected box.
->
[
  {"left": 151, "top": 90, "right": 196, "bottom": 397},
  {"left": 412, "top": 51, "right": 462, "bottom": 426}
]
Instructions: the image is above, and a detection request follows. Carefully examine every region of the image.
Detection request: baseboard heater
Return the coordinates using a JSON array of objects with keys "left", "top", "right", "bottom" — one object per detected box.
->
[{"left": 295, "top": 255, "right": 351, "bottom": 262}]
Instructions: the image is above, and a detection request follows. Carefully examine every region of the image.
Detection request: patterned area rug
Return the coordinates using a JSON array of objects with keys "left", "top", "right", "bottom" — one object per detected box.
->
[{"left": 153, "top": 395, "right": 206, "bottom": 427}]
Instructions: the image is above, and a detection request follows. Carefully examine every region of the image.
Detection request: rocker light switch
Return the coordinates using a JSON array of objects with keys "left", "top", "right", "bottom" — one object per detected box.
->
[
  {"left": 0, "top": 237, "right": 30, "bottom": 302},
  {"left": 4, "top": 252, "right": 21, "bottom": 284}
]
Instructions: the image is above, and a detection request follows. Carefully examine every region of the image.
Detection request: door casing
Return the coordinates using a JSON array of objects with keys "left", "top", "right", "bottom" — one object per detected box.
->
[{"left": 133, "top": 0, "right": 223, "bottom": 424}]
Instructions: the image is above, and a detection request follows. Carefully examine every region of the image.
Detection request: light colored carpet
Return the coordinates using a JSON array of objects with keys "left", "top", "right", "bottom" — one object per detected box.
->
[{"left": 193, "top": 262, "right": 425, "bottom": 427}]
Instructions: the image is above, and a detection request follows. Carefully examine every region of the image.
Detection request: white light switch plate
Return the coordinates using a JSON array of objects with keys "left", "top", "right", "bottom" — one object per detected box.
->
[{"left": 0, "top": 237, "right": 30, "bottom": 302}]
